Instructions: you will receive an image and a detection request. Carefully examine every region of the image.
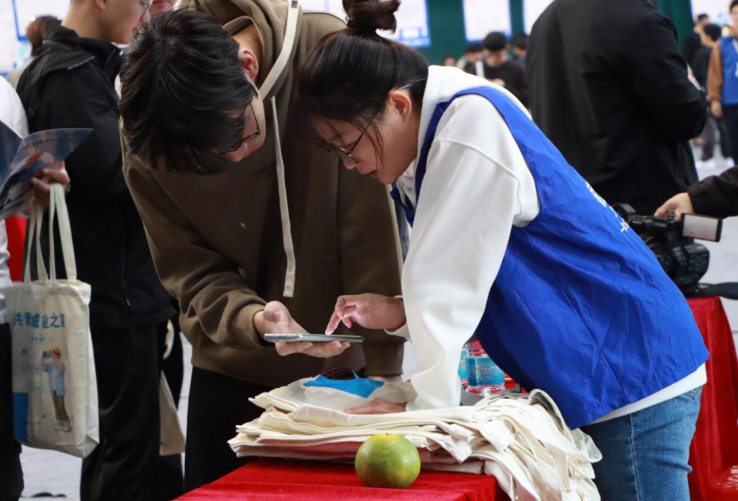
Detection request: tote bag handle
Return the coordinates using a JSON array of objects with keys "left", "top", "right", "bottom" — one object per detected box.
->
[
  {"left": 23, "top": 184, "right": 78, "bottom": 283},
  {"left": 24, "top": 199, "right": 47, "bottom": 283}
]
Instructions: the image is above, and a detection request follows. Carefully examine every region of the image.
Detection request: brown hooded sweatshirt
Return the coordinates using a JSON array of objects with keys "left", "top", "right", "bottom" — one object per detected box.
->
[{"left": 121, "top": 0, "right": 405, "bottom": 387}]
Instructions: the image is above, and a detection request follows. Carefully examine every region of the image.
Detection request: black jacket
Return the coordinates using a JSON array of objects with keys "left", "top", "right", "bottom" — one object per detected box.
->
[
  {"left": 689, "top": 167, "right": 738, "bottom": 218},
  {"left": 16, "top": 24, "right": 175, "bottom": 328},
  {"left": 682, "top": 31, "right": 702, "bottom": 69},
  {"left": 692, "top": 46, "right": 712, "bottom": 89},
  {"left": 527, "top": 0, "right": 707, "bottom": 215},
  {"left": 464, "top": 60, "right": 529, "bottom": 107}
]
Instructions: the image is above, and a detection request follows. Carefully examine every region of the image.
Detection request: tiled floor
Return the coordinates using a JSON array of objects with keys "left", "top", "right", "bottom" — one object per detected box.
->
[{"left": 17, "top": 148, "right": 738, "bottom": 499}]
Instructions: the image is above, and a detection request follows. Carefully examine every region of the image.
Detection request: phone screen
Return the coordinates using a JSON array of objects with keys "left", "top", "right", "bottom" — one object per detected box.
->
[
  {"left": 682, "top": 213, "right": 722, "bottom": 242},
  {"left": 264, "top": 334, "right": 364, "bottom": 344}
]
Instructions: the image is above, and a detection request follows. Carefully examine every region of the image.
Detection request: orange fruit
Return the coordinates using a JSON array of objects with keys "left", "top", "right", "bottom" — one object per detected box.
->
[{"left": 355, "top": 433, "right": 421, "bottom": 489}]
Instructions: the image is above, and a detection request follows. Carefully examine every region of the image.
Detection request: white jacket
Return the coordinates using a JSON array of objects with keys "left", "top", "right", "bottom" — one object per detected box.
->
[
  {"left": 393, "top": 66, "right": 705, "bottom": 422},
  {"left": 0, "top": 77, "right": 29, "bottom": 323}
]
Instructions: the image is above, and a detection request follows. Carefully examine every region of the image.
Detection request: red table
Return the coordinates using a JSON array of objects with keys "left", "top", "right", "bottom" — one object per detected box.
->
[
  {"left": 177, "top": 459, "right": 507, "bottom": 501},
  {"left": 178, "top": 297, "right": 737, "bottom": 501},
  {"left": 688, "top": 297, "right": 738, "bottom": 501}
]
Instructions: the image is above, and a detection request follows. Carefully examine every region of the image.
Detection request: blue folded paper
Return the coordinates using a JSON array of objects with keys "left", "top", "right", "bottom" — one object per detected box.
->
[{"left": 303, "top": 375, "right": 384, "bottom": 398}]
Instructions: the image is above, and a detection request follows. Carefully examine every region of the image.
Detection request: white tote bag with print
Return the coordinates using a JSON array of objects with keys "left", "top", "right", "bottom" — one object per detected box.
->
[{"left": 6, "top": 184, "right": 99, "bottom": 458}]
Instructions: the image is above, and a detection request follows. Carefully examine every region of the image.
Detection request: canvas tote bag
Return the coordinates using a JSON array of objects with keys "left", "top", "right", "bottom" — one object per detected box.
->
[{"left": 6, "top": 184, "right": 99, "bottom": 457}]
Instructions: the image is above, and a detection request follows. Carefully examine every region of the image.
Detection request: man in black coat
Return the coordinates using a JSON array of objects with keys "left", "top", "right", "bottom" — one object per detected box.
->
[
  {"left": 682, "top": 13, "right": 710, "bottom": 67},
  {"left": 527, "top": 0, "right": 707, "bottom": 215},
  {"left": 465, "top": 32, "right": 529, "bottom": 107},
  {"left": 15, "top": 1, "right": 179, "bottom": 500}
]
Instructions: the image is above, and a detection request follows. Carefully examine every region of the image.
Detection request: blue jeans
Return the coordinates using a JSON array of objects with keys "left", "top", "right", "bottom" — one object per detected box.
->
[{"left": 580, "top": 387, "right": 702, "bottom": 501}]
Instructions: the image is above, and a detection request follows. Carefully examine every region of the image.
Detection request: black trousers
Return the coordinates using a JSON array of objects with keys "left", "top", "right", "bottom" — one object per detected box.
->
[
  {"left": 153, "top": 319, "right": 185, "bottom": 501},
  {"left": 80, "top": 322, "right": 174, "bottom": 501},
  {"left": 0, "top": 323, "right": 23, "bottom": 501},
  {"left": 184, "top": 368, "right": 272, "bottom": 492},
  {"left": 721, "top": 104, "right": 738, "bottom": 164},
  {"left": 701, "top": 113, "right": 731, "bottom": 161}
]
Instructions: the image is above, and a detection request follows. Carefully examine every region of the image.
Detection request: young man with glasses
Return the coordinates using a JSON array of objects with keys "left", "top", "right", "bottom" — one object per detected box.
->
[
  {"left": 15, "top": 2, "right": 180, "bottom": 501},
  {"left": 119, "top": 4, "right": 405, "bottom": 491}
]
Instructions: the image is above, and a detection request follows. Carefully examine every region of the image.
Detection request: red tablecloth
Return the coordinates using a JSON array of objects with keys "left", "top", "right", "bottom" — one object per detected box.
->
[
  {"left": 688, "top": 297, "right": 738, "bottom": 501},
  {"left": 178, "top": 297, "right": 737, "bottom": 500},
  {"left": 178, "top": 459, "right": 507, "bottom": 501}
]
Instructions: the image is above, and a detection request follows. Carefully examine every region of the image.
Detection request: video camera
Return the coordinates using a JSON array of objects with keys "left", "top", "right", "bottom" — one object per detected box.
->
[{"left": 613, "top": 204, "right": 730, "bottom": 297}]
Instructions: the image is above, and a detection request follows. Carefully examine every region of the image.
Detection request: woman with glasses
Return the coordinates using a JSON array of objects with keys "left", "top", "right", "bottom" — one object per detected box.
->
[{"left": 299, "top": 1, "right": 708, "bottom": 500}]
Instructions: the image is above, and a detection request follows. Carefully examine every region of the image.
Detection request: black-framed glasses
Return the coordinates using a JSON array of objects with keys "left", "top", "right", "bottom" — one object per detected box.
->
[
  {"left": 139, "top": 1, "right": 152, "bottom": 19},
  {"left": 215, "top": 102, "right": 261, "bottom": 156},
  {"left": 323, "top": 81, "right": 417, "bottom": 166}
]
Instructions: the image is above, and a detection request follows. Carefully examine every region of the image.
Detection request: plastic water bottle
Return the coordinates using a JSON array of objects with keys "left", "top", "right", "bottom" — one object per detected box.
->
[
  {"left": 465, "top": 341, "right": 505, "bottom": 394},
  {"left": 458, "top": 346, "right": 468, "bottom": 388}
]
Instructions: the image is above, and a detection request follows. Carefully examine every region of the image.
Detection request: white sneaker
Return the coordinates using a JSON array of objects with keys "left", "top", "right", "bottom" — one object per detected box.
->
[
  {"left": 53, "top": 421, "right": 63, "bottom": 431},
  {"left": 697, "top": 158, "right": 717, "bottom": 169},
  {"left": 62, "top": 421, "right": 72, "bottom": 433}
]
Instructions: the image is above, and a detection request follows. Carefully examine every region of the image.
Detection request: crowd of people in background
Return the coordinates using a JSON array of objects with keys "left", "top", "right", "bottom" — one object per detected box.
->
[
  {"left": 438, "top": 4, "right": 738, "bottom": 217},
  {"left": 443, "top": 33, "right": 529, "bottom": 107}
]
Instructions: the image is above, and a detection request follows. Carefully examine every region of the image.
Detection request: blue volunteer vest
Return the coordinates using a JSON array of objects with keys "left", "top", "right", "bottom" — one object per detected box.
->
[
  {"left": 720, "top": 36, "right": 738, "bottom": 105},
  {"left": 391, "top": 87, "right": 709, "bottom": 429}
]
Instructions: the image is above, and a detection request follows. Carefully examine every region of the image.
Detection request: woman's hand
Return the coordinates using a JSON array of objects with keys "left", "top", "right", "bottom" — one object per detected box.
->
[
  {"left": 345, "top": 398, "right": 407, "bottom": 415},
  {"left": 254, "top": 301, "right": 351, "bottom": 358},
  {"left": 325, "top": 294, "right": 406, "bottom": 334},
  {"left": 655, "top": 192, "right": 694, "bottom": 218},
  {"left": 31, "top": 162, "right": 70, "bottom": 210}
]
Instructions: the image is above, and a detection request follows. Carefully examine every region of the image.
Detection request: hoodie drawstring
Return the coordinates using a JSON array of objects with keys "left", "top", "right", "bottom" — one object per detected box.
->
[
  {"left": 271, "top": 97, "right": 296, "bottom": 297},
  {"left": 259, "top": 0, "right": 299, "bottom": 297}
]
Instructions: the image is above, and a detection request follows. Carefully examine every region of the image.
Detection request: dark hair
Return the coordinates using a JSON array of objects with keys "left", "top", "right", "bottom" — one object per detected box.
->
[
  {"left": 510, "top": 33, "right": 527, "bottom": 51},
  {"left": 483, "top": 32, "right": 507, "bottom": 52},
  {"left": 466, "top": 43, "right": 483, "bottom": 54},
  {"left": 731, "top": 0, "right": 738, "bottom": 13},
  {"left": 27, "top": 16, "right": 59, "bottom": 53},
  {"left": 703, "top": 23, "right": 721, "bottom": 42},
  {"left": 297, "top": 0, "right": 428, "bottom": 155},
  {"left": 696, "top": 13, "right": 709, "bottom": 22},
  {"left": 119, "top": 9, "right": 255, "bottom": 174}
]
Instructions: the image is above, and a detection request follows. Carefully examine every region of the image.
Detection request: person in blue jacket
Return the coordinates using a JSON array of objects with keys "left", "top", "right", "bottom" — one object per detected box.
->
[{"left": 299, "top": 1, "right": 710, "bottom": 500}]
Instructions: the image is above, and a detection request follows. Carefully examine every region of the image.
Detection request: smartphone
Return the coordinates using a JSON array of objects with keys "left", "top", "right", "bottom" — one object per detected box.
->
[
  {"left": 263, "top": 333, "right": 364, "bottom": 344},
  {"left": 682, "top": 213, "right": 722, "bottom": 242}
]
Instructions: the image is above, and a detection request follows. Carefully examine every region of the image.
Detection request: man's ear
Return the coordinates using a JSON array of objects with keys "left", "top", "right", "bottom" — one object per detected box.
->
[
  {"left": 239, "top": 48, "right": 260, "bottom": 81},
  {"left": 91, "top": 0, "right": 108, "bottom": 12}
]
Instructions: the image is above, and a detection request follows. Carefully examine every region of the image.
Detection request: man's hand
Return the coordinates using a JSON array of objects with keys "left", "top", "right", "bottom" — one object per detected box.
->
[
  {"left": 325, "top": 294, "right": 406, "bottom": 334},
  {"left": 492, "top": 78, "right": 506, "bottom": 88},
  {"left": 655, "top": 192, "right": 695, "bottom": 218},
  {"left": 30, "top": 162, "right": 70, "bottom": 210},
  {"left": 711, "top": 100, "right": 723, "bottom": 119},
  {"left": 345, "top": 398, "right": 407, "bottom": 415},
  {"left": 254, "top": 301, "right": 350, "bottom": 358}
]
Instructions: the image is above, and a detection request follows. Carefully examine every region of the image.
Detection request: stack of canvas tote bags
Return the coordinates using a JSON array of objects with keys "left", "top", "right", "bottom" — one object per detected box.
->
[
  {"left": 6, "top": 184, "right": 98, "bottom": 458},
  {"left": 230, "top": 375, "right": 603, "bottom": 501}
]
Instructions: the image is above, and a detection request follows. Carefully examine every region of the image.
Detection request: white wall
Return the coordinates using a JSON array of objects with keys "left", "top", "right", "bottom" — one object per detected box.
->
[{"left": 0, "top": 0, "right": 68, "bottom": 75}]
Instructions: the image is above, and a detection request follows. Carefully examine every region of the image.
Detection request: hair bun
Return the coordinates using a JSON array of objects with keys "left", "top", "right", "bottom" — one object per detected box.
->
[{"left": 343, "top": 0, "right": 400, "bottom": 34}]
